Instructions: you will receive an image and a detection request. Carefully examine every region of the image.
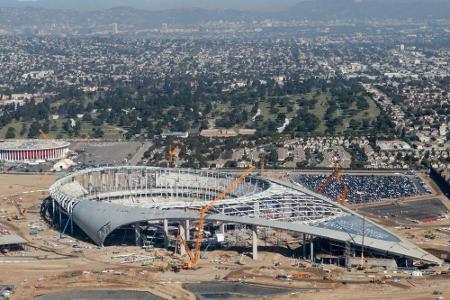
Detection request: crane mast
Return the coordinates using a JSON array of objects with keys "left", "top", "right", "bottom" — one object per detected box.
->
[
  {"left": 182, "top": 165, "right": 256, "bottom": 269},
  {"left": 316, "top": 159, "right": 349, "bottom": 205}
]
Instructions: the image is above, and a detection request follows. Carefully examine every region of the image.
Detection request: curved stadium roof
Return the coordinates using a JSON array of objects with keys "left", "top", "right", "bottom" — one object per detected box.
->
[{"left": 49, "top": 166, "right": 442, "bottom": 265}]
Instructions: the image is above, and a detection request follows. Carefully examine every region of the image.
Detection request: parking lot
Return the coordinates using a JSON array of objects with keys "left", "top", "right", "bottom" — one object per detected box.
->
[
  {"left": 292, "top": 174, "right": 430, "bottom": 203},
  {"left": 361, "top": 198, "right": 449, "bottom": 223},
  {"left": 71, "top": 141, "right": 143, "bottom": 168}
]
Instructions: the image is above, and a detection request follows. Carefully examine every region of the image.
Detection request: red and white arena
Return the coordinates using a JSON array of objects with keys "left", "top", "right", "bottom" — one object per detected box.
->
[{"left": 0, "top": 140, "right": 70, "bottom": 162}]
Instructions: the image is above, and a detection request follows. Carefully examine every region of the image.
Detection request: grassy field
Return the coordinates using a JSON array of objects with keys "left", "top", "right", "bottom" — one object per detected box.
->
[
  {"left": 306, "top": 91, "right": 330, "bottom": 134},
  {"left": 0, "top": 119, "right": 124, "bottom": 140},
  {"left": 1, "top": 89, "right": 380, "bottom": 139},
  {"left": 256, "top": 90, "right": 380, "bottom": 135}
]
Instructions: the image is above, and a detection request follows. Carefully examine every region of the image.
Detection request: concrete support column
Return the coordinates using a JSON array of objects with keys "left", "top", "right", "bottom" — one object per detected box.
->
[
  {"left": 220, "top": 207, "right": 226, "bottom": 234},
  {"left": 88, "top": 173, "right": 93, "bottom": 192},
  {"left": 185, "top": 220, "right": 190, "bottom": 241},
  {"left": 135, "top": 222, "right": 141, "bottom": 246},
  {"left": 114, "top": 173, "right": 119, "bottom": 190},
  {"left": 58, "top": 207, "right": 62, "bottom": 230},
  {"left": 310, "top": 237, "right": 314, "bottom": 263},
  {"left": 70, "top": 213, "right": 74, "bottom": 235},
  {"left": 179, "top": 224, "right": 186, "bottom": 257},
  {"left": 254, "top": 201, "right": 259, "bottom": 218},
  {"left": 252, "top": 225, "right": 258, "bottom": 260},
  {"left": 101, "top": 173, "right": 107, "bottom": 191},
  {"left": 163, "top": 219, "right": 169, "bottom": 248},
  {"left": 303, "top": 234, "right": 307, "bottom": 259},
  {"left": 52, "top": 199, "right": 55, "bottom": 227}
]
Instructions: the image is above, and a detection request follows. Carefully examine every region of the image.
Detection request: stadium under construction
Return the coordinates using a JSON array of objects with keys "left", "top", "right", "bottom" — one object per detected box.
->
[{"left": 44, "top": 166, "right": 442, "bottom": 267}]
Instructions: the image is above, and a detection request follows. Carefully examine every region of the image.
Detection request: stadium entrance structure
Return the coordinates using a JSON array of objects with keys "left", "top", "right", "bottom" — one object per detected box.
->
[{"left": 47, "top": 166, "right": 441, "bottom": 265}]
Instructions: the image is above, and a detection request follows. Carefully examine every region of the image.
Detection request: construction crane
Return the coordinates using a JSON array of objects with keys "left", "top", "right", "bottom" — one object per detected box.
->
[
  {"left": 166, "top": 145, "right": 178, "bottom": 167},
  {"left": 316, "top": 159, "right": 341, "bottom": 194},
  {"left": 180, "top": 165, "right": 256, "bottom": 269},
  {"left": 336, "top": 184, "right": 349, "bottom": 206},
  {"left": 316, "top": 159, "right": 349, "bottom": 206}
]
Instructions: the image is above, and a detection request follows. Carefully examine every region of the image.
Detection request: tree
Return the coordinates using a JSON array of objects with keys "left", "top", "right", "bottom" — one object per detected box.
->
[
  {"left": 28, "top": 121, "right": 41, "bottom": 138},
  {"left": 224, "top": 160, "right": 237, "bottom": 168},
  {"left": 5, "top": 127, "right": 16, "bottom": 139},
  {"left": 267, "top": 148, "right": 278, "bottom": 164},
  {"left": 296, "top": 161, "right": 308, "bottom": 169},
  {"left": 92, "top": 127, "right": 104, "bottom": 138},
  {"left": 19, "top": 123, "right": 27, "bottom": 136},
  {"left": 42, "top": 120, "right": 50, "bottom": 134}
]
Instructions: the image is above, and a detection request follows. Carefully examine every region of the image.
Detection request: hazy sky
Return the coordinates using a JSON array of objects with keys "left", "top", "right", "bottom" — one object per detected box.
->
[{"left": 12, "top": 0, "right": 304, "bottom": 11}]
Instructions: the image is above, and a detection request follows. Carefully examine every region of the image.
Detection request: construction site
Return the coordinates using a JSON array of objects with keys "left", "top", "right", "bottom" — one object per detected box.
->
[{"left": 0, "top": 159, "right": 449, "bottom": 300}]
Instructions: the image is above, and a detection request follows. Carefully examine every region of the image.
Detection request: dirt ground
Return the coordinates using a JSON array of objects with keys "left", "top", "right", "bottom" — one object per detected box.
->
[
  {"left": 0, "top": 173, "right": 450, "bottom": 300},
  {"left": 0, "top": 173, "right": 58, "bottom": 196}
]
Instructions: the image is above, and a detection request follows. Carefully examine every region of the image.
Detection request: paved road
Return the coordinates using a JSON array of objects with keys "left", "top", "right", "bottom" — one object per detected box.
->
[{"left": 129, "top": 142, "right": 152, "bottom": 166}]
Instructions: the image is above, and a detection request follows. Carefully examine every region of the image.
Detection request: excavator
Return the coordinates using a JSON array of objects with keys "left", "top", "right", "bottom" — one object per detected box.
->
[
  {"left": 315, "top": 159, "right": 349, "bottom": 206},
  {"left": 177, "top": 165, "right": 256, "bottom": 269}
]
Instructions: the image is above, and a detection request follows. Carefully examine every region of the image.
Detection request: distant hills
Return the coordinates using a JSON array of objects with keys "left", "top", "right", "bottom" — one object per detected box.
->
[
  {"left": 284, "top": 0, "right": 450, "bottom": 19},
  {"left": 0, "top": 0, "right": 299, "bottom": 12},
  {"left": 0, "top": 0, "right": 449, "bottom": 18},
  {"left": 0, "top": 0, "right": 448, "bottom": 34}
]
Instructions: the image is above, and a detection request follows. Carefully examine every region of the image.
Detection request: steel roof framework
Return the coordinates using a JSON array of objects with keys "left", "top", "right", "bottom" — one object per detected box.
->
[{"left": 48, "top": 166, "right": 442, "bottom": 264}]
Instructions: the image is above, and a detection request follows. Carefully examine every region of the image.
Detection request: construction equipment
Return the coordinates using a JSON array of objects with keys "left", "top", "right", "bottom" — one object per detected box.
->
[
  {"left": 181, "top": 165, "right": 256, "bottom": 269},
  {"left": 316, "top": 159, "right": 342, "bottom": 194},
  {"left": 337, "top": 184, "right": 349, "bottom": 206},
  {"left": 166, "top": 145, "right": 178, "bottom": 167},
  {"left": 292, "top": 271, "right": 311, "bottom": 279},
  {"left": 316, "top": 159, "right": 349, "bottom": 205}
]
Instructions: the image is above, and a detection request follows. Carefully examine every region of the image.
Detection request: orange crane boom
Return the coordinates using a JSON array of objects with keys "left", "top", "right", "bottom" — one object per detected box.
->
[
  {"left": 184, "top": 165, "right": 256, "bottom": 269},
  {"left": 316, "top": 160, "right": 341, "bottom": 194},
  {"left": 337, "top": 184, "right": 349, "bottom": 205},
  {"left": 167, "top": 145, "right": 178, "bottom": 167},
  {"left": 316, "top": 159, "right": 349, "bottom": 205}
]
